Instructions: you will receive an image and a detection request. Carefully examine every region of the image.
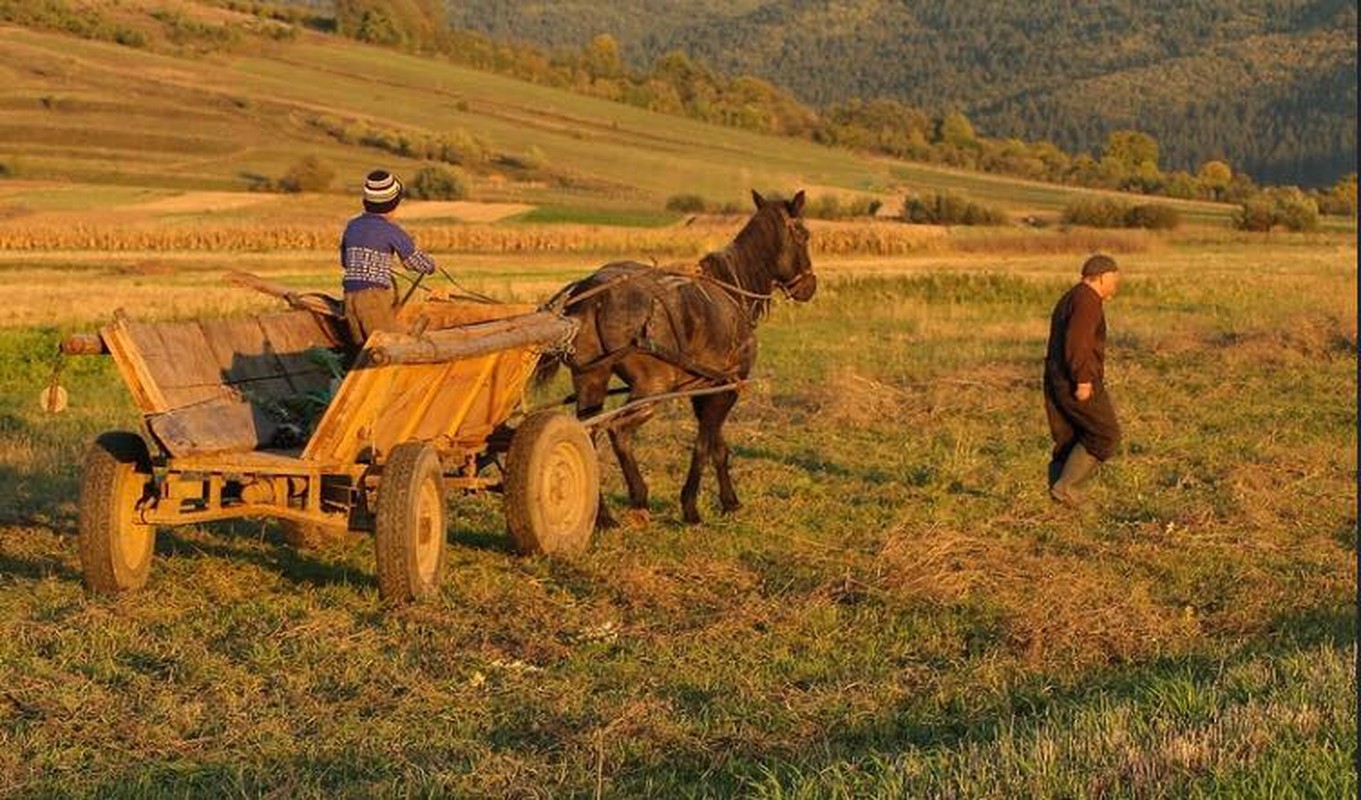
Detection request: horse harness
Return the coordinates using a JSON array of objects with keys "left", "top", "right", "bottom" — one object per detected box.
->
[{"left": 554, "top": 265, "right": 769, "bottom": 385}]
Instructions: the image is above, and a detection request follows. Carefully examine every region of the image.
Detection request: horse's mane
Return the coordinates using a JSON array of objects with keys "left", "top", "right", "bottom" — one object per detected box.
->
[{"left": 697, "top": 200, "right": 789, "bottom": 321}]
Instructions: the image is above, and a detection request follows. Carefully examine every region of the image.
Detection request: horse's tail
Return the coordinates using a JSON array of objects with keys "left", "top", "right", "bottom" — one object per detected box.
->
[{"left": 532, "top": 350, "right": 563, "bottom": 388}]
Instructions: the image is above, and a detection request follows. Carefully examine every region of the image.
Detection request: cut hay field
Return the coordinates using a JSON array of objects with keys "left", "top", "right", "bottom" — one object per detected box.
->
[{"left": 0, "top": 223, "right": 1354, "bottom": 796}]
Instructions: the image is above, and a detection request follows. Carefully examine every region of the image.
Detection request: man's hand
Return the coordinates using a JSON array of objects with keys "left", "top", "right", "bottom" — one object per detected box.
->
[{"left": 1075, "top": 382, "right": 1093, "bottom": 402}]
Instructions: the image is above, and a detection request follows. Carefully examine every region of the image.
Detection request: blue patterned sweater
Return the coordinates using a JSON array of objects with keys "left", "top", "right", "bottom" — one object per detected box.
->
[{"left": 339, "top": 213, "right": 437, "bottom": 291}]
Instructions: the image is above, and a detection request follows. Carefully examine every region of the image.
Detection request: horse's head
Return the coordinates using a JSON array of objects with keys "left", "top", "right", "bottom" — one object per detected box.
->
[{"left": 751, "top": 189, "right": 817, "bottom": 302}]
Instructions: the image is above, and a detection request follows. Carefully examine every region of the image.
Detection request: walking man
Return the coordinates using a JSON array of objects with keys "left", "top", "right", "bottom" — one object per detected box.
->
[
  {"left": 1044, "top": 254, "right": 1122, "bottom": 505},
  {"left": 340, "top": 169, "right": 437, "bottom": 347}
]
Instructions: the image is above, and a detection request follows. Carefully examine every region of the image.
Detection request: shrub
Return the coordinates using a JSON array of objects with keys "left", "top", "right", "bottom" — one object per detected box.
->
[
  {"left": 1232, "top": 188, "right": 1320, "bottom": 233},
  {"left": 1270, "top": 189, "right": 1319, "bottom": 232},
  {"left": 434, "top": 129, "right": 486, "bottom": 165},
  {"left": 665, "top": 193, "right": 708, "bottom": 213},
  {"left": 1062, "top": 197, "right": 1132, "bottom": 228},
  {"left": 406, "top": 165, "right": 468, "bottom": 200},
  {"left": 804, "top": 194, "right": 885, "bottom": 220},
  {"left": 277, "top": 155, "right": 334, "bottom": 193},
  {"left": 520, "top": 146, "right": 547, "bottom": 171},
  {"left": 807, "top": 195, "right": 843, "bottom": 219},
  {"left": 1124, "top": 203, "right": 1181, "bottom": 230},
  {"left": 1063, "top": 197, "right": 1179, "bottom": 230},
  {"left": 901, "top": 190, "right": 1007, "bottom": 226},
  {"left": 1233, "top": 197, "right": 1277, "bottom": 232}
]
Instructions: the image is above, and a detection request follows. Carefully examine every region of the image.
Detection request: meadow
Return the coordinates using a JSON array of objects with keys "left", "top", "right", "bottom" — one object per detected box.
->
[
  {"left": 0, "top": 218, "right": 1354, "bottom": 796},
  {"left": 0, "top": 5, "right": 1356, "bottom": 795}
]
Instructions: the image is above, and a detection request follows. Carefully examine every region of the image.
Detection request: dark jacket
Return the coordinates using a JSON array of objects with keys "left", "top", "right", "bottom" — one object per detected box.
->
[{"left": 1045, "top": 282, "right": 1105, "bottom": 385}]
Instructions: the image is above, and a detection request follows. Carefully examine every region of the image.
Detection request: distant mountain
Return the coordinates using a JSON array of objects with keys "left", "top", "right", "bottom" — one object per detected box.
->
[{"left": 445, "top": 0, "right": 1358, "bottom": 187}]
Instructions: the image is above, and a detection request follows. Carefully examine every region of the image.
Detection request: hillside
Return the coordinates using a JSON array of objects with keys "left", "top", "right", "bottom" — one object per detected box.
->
[
  {"left": 446, "top": 0, "right": 1359, "bottom": 187},
  {"left": 0, "top": 4, "right": 1249, "bottom": 226}
]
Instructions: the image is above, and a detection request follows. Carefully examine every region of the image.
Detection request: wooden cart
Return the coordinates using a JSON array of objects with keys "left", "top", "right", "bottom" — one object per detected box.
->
[{"left": 69, "top": 294, "right": 598, "bottom": 603}]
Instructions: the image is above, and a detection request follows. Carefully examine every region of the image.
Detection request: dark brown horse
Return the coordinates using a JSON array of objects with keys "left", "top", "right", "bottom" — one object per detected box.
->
[{"left": 542, "top": 190, "right": 816, "bottom": 526}]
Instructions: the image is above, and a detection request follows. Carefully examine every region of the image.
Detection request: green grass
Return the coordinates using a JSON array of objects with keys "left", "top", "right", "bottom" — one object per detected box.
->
[{"left": 0, "top": 235, "right": 1354, "bottom": 796}]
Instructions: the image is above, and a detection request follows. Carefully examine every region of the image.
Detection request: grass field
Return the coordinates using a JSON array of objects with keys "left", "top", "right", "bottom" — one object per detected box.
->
[
  {"left": 0, "top": 222, "right": 1354, "bottom": 796},
  {"left": 0, "top": 12, "right": 1292, "bottom": 227},
  {"left": 0, "top": 4, "right": 1355, "bottom": 795}
]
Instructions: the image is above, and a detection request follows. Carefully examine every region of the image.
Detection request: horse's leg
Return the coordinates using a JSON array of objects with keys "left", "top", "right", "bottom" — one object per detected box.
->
[
  {"left": 681, "top": 396, "right": 712, "bottom": 525},
  {"left": 703, "top": 390, "right": 742, "bottom": 514},
  {"left": 573, "top": 368, "right": 618, "bottom": 530},
  {"left": 606, "top": 402, "right": 657, "bottom": 526}
]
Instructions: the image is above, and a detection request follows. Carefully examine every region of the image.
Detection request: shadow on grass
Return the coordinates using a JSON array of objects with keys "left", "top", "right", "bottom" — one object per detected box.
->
[
  {"left": 0, "top": 546, "right": 80, "bottom": 582},
  {"left": 0, "top": 460, "right": 80, "bottom": 532},
  {"left": 448, "top": 522, "right": 515, "bottom": 554},
  {"left": 733, "top": 443, "right": 905, "bottom": 485},
  {"left": 154, "top": 527, "right": 375, "bottom": 590}
]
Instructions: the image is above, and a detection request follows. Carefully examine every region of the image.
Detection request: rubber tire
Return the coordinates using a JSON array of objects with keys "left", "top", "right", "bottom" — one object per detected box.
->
[
  {"left": 79, "top": 432, "right": 155, "bottom": 593},
  {"left": 504, "top": 411, "right": 599, "bottom": 556},
  {"left": 279, "top": 520, "right": 345, "bottom": 550},
  {"left": 374, "top": 442, "right": 447, "bottom": 604}
]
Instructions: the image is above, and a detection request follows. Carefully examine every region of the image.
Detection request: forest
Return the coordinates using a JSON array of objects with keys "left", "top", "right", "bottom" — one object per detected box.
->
[{"left": 444, "top": 0, "right": 1358, "bottom": 188}]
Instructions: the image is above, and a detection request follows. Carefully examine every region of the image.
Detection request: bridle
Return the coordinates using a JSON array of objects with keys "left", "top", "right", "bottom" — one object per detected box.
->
[{"left": 702, "top": 211, "right": 812, "bottom": 306}]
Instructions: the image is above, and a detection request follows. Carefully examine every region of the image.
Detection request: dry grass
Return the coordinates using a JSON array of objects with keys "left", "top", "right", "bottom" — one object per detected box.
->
[{"left": 0, "top": 227, "right": 1354, "bottom": 796}]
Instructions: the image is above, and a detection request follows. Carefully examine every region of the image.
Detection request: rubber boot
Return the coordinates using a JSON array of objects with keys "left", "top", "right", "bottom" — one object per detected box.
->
[{"left": 1050, "top": 443, "right": 1099, "bottom": 506}]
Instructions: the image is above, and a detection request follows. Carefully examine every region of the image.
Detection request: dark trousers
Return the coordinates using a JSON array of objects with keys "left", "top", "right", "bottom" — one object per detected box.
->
[
  {"left": 1044, "top": 369, "right": 1121, "bottom": 463},
  {"left": 343, "top": 287, "right": 400, "bottom": 347}
]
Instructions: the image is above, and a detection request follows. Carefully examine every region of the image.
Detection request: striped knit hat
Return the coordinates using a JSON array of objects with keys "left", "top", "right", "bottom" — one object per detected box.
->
[{"left": 362, "top": 170, "right": 403, "bottom": 213}]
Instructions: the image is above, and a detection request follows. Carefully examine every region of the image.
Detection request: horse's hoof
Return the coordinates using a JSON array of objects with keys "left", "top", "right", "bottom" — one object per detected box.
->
[
  {"left": 625, "top": 508, "right": 651, "bottom": 529},
  {"left": 682, "top": 510, "right": 702, "bottom": 525},
  {"left": 720, "top": 499, "right": 742, "bottom": 515},
  {"left": 596, "top": 512, "right": 620, "bottom": 531}
]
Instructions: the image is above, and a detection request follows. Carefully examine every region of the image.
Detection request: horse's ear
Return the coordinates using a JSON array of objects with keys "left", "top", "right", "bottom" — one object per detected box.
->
[
  {"left": 789, "top": 190, "right": 806, "bottom": 217},
  {"left": 751, "top": 189, "right": 766, "bottom": 209}
]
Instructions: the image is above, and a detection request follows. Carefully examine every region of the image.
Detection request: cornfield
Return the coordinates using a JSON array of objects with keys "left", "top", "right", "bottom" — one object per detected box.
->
[{"left": 0, "top": 220, "right": 1154, "bottom": 257}]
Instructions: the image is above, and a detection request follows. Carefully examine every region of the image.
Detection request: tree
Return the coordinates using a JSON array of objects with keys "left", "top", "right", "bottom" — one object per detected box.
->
[
  {"left": 584, "top": 33, "right": 622, "bottom": 81},
  {"left": 335, "top": 0, "right": 442, "bottom": 49},
  {"left": 1197, "top": 160, "right": 1233, "bottom": 199},
  {"left": 938, "top": 111, "right": 977, "bottom": 149},
  {"left": 1094, "top": 131, "right": 1159, "bottom": 187},
  {"left": 1321, "top": 173, "right": 1357, "bottom": 216}
]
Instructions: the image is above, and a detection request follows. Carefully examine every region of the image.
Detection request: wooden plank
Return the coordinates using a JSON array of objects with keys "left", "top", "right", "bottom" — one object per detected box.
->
[
  {"left": 147, "top": 397, "right": 279, "bottom": 457},
  {"left": 102, "top": 314, "right": 169, "bottom": 413},
  {"left": 198, "top": 317, "right": 295, "bottom": 401},
  {"left": 301, "top": 351, "right": 387, "bottom": 464},
  {"left": 123, "top": 319, "right": 232, "bottom": 409},
  {"left": 256, "top": 312, "right": 341, "bottom": 396},
  {"left": 403, "top": 353, "right": 497, "bottom": 445},
  {"left": 168, "top": 449, "right": 340, "bottom": 474}
]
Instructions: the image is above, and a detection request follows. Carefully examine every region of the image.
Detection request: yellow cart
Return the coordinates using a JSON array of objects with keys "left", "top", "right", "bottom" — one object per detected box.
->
[{"left": 69, "top": 292, "right": 597, "bottom": 603}]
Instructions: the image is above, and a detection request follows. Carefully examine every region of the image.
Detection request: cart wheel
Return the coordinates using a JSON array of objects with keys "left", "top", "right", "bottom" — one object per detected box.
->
[
  {"left": 279, "top": 520, "right": 345, "bottom": 550},
  {"left": 79, "top": 432, "right": 156, "bottom": 593},
  {"left": 374, "top": 441, "right": 447, "bottom": 603},
  {"left": 505, "top": 411, "right": 599, "bottom": 555}
]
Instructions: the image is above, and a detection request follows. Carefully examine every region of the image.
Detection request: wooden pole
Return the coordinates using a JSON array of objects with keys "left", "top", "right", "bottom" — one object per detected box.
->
[{"left": 367, "top": 312, "right": 577, "bottom": 366}]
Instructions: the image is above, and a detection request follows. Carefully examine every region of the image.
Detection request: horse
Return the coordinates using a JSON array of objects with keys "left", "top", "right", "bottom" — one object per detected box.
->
[{"left": 541, "top": 189, "right": 816, "bottom": 526}]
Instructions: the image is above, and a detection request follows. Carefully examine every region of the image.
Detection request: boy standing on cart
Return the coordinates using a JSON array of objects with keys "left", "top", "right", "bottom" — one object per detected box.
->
[{"left": 339, "top": 169, "right": 438, "bottom": 346}]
